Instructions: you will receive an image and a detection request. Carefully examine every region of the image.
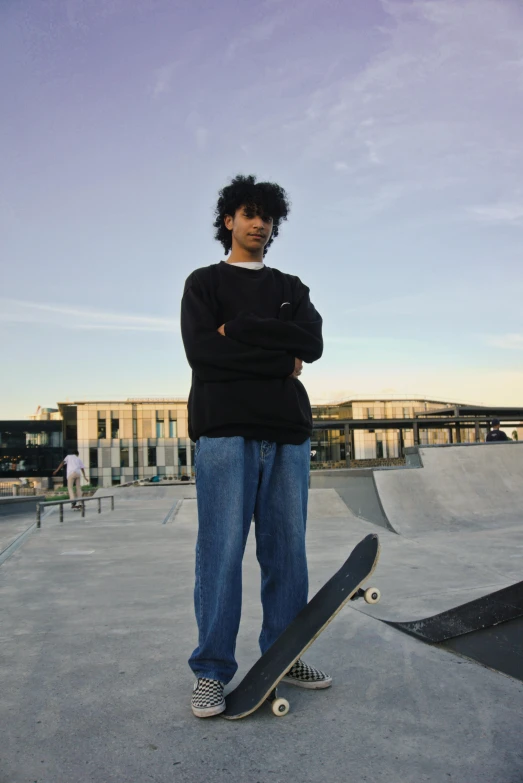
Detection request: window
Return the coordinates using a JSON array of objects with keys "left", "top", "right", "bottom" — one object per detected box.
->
[
  {"left": 156, "top": 419, "right": 164, "bottom": 438},
  {"left": 403, "top": 407, "right": 410, "bottom": 418},
  {"left": 132, "top": 418, "right": 137, "bottom": 438},
  {"left": 111, "top": 413, "right": 120, "bottom": 439},
  {"left": 178, "top": 446, "right": 187, "bottom": 468},
  {"left": 120, "top": 447, "right": 130, "bottom": 468},
  {"left": 133, "top": 446, "right": 139, "bottom": 468},
  {"left": 0, "top": 430, "right": 24, "bottom": 448},
  {"left": 50, "top": 432, "right": 62, "bottom": 447},
  {"left": 148, "top": 447, "right": 157, "bottom": 467},
  {"left": 27, "top": 432, "right": 48, "bottom": 446},
  {"left": 366, "top": 408, "right": 374, "bottom": 420},
  {"left": 169, "top": 416, "right": 177, "bottom": 438},
  {"left": 111, "top": 467, "right": 121, "bottom": 485},
  {"left": 97, "top": 412, "right": 106, "bottom": 439},
  {"left": 376, "top": 440, "right": 384, "bottom": 458},
  {"left": 89, "top": 448, "right": 98, "bottom": 469}
]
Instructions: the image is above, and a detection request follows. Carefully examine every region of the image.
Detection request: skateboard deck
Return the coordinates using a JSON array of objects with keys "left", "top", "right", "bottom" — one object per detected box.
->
[{"left": 222, "top": 533, "right": 380, "bottom": 720}]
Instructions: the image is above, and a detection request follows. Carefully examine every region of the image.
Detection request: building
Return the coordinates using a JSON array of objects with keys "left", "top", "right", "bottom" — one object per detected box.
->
[
  {"left": 2, "top": 396, "right": 522, "bottom": 488},
  {"left": 57, "top": 399, "right": 193, "bottom": 487},
  {"left": 311, "top": 398, "right": 523, "bottom": 467},
  {"left": 311, "top": 397, "right": 468, "bottom": 465}
]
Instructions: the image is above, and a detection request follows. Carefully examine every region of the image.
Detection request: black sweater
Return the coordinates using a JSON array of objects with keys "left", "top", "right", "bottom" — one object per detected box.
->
[{"left": 180, "top": 261, "right": 323, "bottom": 444}]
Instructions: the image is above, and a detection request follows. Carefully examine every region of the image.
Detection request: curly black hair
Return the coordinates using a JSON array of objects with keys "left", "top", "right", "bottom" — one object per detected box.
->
[{"left": 213, "top": 174, "right": 290, "bottom": 256}]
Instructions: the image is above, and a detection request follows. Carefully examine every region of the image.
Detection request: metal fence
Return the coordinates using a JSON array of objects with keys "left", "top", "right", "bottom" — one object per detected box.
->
[
  {"left": 36, "top": 495, "right": 115, "bottom": 527},
  {"left": 0, "top": 483, "right": 37, "bottom": 497}
]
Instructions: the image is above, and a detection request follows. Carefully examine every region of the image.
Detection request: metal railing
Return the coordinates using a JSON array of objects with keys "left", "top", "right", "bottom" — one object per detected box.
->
[
  {"left": 0, "top": 483, "right": 38, "bottom": 497},
  {"left": 36, "top": 495, "right": 115, "bottom": 527}
]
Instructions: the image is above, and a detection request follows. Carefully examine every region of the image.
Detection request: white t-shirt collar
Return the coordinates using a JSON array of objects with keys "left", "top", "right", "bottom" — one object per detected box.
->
[{"left": 226, "top": 260, "right": 264, "bottom": 270}]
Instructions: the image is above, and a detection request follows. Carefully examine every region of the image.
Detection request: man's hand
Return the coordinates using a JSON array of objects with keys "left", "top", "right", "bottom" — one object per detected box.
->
[
  {"left": 217, "top": 324, "right": 226, "bottom": 336},
  {"left": 289, "top": 358, "right": 303, "bottom": 378}
]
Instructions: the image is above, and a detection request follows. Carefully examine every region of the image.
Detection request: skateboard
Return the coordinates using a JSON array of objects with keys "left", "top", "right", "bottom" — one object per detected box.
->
[{"left": 222, "top": 533, "right": 381, "bottom": 720}]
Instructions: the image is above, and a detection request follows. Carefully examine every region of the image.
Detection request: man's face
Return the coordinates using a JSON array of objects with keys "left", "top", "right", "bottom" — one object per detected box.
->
[{"left": 224, "top": 204, "right": 273, "bottom": 254}]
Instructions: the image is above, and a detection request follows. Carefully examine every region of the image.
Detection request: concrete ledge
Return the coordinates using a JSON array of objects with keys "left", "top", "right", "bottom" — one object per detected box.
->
[{"left": 0, "top": 496, "right": 46, "bottom": 517}]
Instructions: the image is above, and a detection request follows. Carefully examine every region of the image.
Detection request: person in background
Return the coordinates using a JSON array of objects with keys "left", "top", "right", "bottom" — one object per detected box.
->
[
  {"left": 486, "top": 419, "right": 511, "bottom": 443},
  {"left": 53, "top": 449, "right": 87, "bottom": 509}
]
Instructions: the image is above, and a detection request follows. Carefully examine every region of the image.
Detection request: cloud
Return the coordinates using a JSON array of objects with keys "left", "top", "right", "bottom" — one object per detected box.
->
[
  {"left": 277, "top": 0, "right": 523, "bottom": 221},
  {"left": 152, "top": 61, "right": 178, "bottom": 96},
  {"left": 324, "top": 335, "right": 424, "bottom": 347},
  {"left": 0, "top": 299, "right": 177, "bottom": 333},
  {"left": 467, "top": 202, "right": 523, "bottom": 225},
  {"left": 226, "top": 7, "right": 289, "bottom": 59},
  {"left": 486, "top": 334, "right": 523, "bottom": 350},
  {"left": 364, "top": 139, "right": 381, "bottom": 165},
  {"left": 195, "top": 126, "right": 209, "bottom": 150}
]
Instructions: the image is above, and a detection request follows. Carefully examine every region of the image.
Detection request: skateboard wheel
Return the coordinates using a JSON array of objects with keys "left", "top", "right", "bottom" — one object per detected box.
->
[
  {"left": 364, "top": 587, "right": 381, "bottom": 604},
  {"left": 271, "top": 698, "right": 289, "bottom": 717}
]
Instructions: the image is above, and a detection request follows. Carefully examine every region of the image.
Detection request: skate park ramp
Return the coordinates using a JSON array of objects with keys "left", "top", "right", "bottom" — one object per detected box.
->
[
  {"left": 309, "top": 444, "right": 523, "bottom": 682},
  {"left": 387, "top": 581, "right": 523, "bottom": 681},
  {"left": 374, "top": 442, "right": 523, "bottom": 538},
  {"left": 312, "top": 443, "right": 523, "bottom": 538},
  {"left": 310, "top": 469, "right": 395, "bottom": 531}
]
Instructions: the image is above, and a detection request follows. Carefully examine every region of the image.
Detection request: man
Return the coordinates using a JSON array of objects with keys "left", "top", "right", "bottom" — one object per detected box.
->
[
  {"left": 53, "top": 449, "right": 87, "bottom": 509},
  {"left": 181, "top": 174, "right": 328, "bottom": 718},
  {"left": 486, "top": 419, "right": 510, "bottom": 442}
]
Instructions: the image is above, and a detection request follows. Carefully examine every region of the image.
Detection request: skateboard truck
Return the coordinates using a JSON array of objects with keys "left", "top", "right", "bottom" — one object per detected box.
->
[{"left": 350, "top": 586, "right": 381, "bottom": 604}]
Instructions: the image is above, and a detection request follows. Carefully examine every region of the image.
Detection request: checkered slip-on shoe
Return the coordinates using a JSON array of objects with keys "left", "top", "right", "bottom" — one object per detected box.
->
[
  {"left": 191, "top": 678, "right": 226, "bottom": 718},
  {"left": 282, "top": 659, "right": 332, "bottom": 689}
]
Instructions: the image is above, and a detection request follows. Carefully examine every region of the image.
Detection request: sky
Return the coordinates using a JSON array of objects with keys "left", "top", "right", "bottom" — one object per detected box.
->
[{"left": 1, "top": 0, "right": 523, "bottom": 418}]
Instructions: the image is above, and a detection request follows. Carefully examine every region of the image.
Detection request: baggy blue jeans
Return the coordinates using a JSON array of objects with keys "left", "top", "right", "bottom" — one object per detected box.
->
[{"left": 188, "top": 436, "right": 310, "bottom": 684}]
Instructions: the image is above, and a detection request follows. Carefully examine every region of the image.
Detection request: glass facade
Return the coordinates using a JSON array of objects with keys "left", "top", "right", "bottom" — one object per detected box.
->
[
  {"left": 0, "top": 422, "right": 63, "bottom": 477},
  {"left": 310, "top": 428, "right": 346, "bottom": 465},
  {"left": 310, "top": 399, "right": 489, "bottom": 467},
  {"left": 111, "top": 416, "right": 120, "bottom": 439},
  {"left": 97, "top": 412, "right": 106, "bottom": 439}
]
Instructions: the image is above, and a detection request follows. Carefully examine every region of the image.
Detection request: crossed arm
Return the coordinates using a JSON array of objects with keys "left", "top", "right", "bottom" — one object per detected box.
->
[{"left": 180, "top": 277, "right": 323, "bottom": 383}]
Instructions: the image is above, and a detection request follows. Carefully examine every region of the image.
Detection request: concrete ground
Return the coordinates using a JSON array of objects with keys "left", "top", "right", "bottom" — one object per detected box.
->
[
  {"left": 0, "top": 512, "right": 36, "bottom": 554},
  {"left": 1, "top": 486, "right": 523, "bottom": 783}
]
